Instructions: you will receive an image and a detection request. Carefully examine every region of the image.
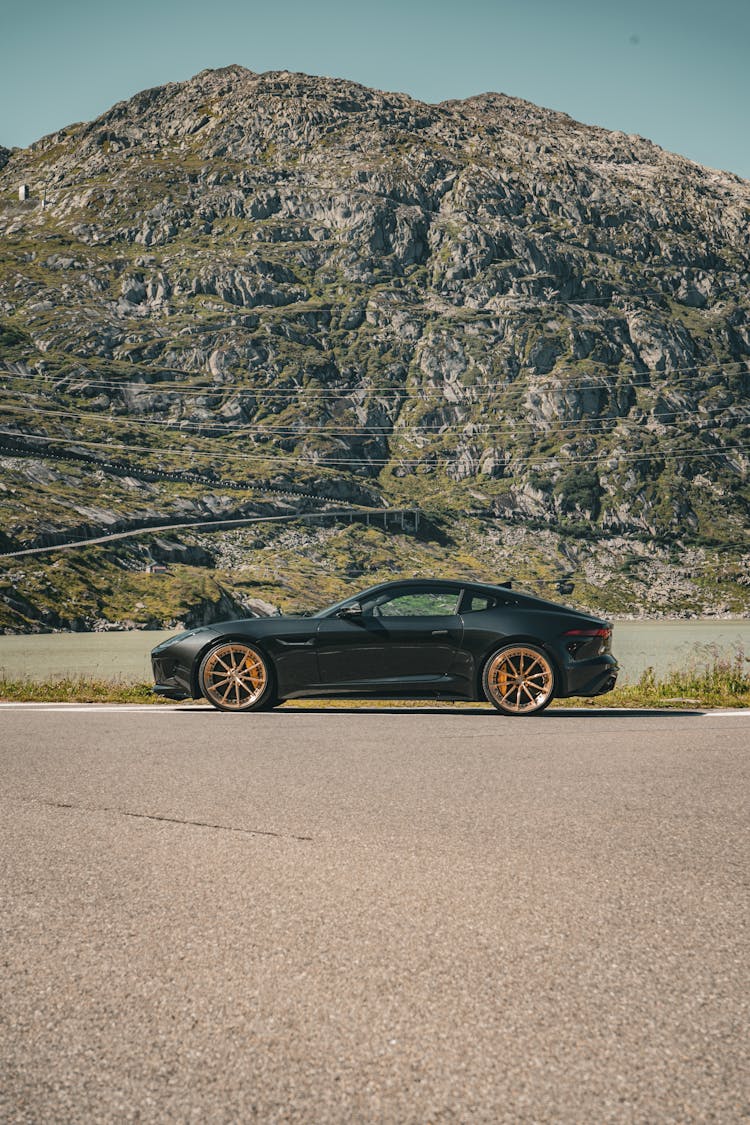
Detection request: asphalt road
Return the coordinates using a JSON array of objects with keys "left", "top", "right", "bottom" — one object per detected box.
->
[{"left": 1, "top": 705, "right": 748, "bottom": 1124}]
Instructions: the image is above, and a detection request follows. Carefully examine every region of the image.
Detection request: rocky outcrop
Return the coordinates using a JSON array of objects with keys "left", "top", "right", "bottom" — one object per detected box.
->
[{"left": 179, "top": 584, "right": 271, "bottom": 628}]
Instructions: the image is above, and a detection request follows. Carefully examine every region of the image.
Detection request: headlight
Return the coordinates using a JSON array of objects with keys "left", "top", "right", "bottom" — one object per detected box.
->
[{"left": 151, "top": 630, "right": 197, "bottom": 654}]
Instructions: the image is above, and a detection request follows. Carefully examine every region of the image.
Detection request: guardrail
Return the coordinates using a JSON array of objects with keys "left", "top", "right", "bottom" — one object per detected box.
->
[
  {"left": 0, "top": 507, "right": 423, "bottom": 559},
  {"left": 0, "top": 434, "right": 380, "bottom": 505}
]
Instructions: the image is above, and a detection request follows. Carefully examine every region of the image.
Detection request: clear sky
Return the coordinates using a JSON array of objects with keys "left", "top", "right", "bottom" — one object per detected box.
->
[{"left": 2, "top": 0, "right": 748, "bottom": 179}]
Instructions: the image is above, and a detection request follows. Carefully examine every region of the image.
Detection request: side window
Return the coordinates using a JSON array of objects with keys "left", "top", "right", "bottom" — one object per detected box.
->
[
  {"left": 369, "top": 590, "right": 460, "bottom": 617},
  {"left": 463, "top": 594, "right": 496, "bottom": 613},
  {"left": 460, "top": 592, "right": 515, "bottom": 613}
]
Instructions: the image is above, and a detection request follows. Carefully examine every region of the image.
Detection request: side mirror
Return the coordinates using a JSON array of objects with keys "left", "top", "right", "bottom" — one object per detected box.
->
[
  {"left": 338, "top": 602, "right": 363, "bottom": 619},
  {"left": 556, "top": 581, "right": 574, "bottom": 596}
]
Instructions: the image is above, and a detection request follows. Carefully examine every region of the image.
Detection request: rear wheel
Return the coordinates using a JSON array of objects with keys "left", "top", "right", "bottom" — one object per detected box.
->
[
  {"left": 483, "top": 644, "right": 555, "bottom": 716},
  {"left": 198, "top": 642, "right": 274, "bottom": 713}
]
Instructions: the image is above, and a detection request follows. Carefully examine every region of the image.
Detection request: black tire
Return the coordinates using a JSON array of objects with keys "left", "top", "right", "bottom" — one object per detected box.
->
[
  {"left": 482, "top": 643, "right": 555, "bottom": 716},
  {"left": 254, "top": 695, "right": 282, "bottom": 711},
  {"left": 198, "top": 641, "right": 275, "bottom": 713}
]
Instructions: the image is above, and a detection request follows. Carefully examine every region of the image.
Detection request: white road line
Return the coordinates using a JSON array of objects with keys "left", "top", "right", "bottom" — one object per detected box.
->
[
  {"left": 0, "top": 703, "right": 197, "bottom": 712},
  {"left": 0, "top": 702, "right": 748, "bottom": 717},
  {"left": 699, "top": 710, "right": 750, "bottom": 718}
]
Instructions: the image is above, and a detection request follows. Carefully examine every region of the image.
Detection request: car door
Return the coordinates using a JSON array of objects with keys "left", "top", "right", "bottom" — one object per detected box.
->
[{"left": 315, "top": 585, "right": 464, "bottom": 690}]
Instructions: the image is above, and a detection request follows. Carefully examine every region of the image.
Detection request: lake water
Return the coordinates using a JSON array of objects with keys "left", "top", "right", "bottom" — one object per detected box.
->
[{"left": 0, "top": 620, "right": 747, "bottom": 685}]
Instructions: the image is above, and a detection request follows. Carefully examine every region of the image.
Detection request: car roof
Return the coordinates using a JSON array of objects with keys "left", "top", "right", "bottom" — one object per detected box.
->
[
  {"left": 318, "top": 577, "right": 606, "bottom": 623},
  {"left": 360, "top": 578, "right": 511, "bottom": 595},
  {"left": 356, "top": 578, "right": 595, "bottom": 616}
]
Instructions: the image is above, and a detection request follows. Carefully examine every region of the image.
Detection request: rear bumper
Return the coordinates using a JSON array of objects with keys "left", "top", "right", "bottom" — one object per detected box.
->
[{"left": 556, "top": 653, "right": 619, "bottom": 698}]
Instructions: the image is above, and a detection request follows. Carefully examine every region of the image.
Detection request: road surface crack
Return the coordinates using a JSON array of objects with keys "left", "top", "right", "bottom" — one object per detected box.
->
[{"left": 38, "top": 799, "right": 313, "bottom": 841}]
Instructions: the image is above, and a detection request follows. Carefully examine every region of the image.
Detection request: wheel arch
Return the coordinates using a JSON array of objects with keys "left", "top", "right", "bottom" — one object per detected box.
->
[
  {"left": 191, "top": 633, "right": 276, "bottom": 701},
  {"left": 474, "top": 634, "right": 562, "bottom": 701}
]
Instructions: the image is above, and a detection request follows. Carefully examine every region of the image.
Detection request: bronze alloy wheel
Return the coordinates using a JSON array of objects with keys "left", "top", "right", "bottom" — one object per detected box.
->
[
  {"left": 199, "top": 642, "right": 272, "bottom": 712},
  {"left": 483, "top": 644, "right": 555, "bottom": 716}
]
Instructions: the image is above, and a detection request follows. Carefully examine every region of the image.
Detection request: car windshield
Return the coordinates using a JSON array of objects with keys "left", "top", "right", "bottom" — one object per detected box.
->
[{"left": 310, "top": 592, "right": 361, "bottom": 618}]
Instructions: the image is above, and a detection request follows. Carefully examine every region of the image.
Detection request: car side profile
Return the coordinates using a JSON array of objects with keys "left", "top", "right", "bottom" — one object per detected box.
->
[{"left": 151, "top": 578, "right": 618, "bottom": 716}]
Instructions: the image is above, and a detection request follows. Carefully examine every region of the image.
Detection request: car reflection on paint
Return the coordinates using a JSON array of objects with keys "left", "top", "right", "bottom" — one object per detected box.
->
[{"left": 151, "top": 578, "right": 618, "bottom": 716}]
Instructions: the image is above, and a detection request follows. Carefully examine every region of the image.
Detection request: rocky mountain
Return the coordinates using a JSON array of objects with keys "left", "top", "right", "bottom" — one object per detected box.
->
[{"left": 0, "top": 66, "right": 748, "bottom": 629}]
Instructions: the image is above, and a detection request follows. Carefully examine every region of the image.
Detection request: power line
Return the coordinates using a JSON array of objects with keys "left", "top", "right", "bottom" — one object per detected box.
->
[
  {"left": 354, "top": 291, "right": 748, "bottom": 315},
  {"left": 6, "top": 355, "right": 747, "bottom": 385},
  {"left": 1, "top": 399, "right": 747, "bottom": 440},
  {"left": 1, "top": 428, "right": 745, "bottom": 470},
  {"left": 0, "top": 359, "right": 746, "bottom": 403}
]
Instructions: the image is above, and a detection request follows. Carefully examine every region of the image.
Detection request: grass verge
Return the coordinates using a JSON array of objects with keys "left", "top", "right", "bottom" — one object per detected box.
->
[
  {"left": 1, "top": 655, "right": 748, "bottom": 708},
  {"left": 0, "top": 676, "right": 169, "bottom": 704}
]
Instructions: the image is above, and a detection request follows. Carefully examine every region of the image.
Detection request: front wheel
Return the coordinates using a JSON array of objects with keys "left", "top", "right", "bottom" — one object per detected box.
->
[
  {"left": 198, "top": 642, "right": 274, "bottom": 712},
  {"left": 483, "top": 644, "right": 555, "bottom": 716}
]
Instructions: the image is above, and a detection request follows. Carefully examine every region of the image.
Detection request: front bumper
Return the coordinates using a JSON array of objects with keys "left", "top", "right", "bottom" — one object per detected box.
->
[
  {"left": 153, "top": 682, "right": 191, "bottom": 700},
  {"left": 151, "top": 653, "right": 193, "bottom": 700}
]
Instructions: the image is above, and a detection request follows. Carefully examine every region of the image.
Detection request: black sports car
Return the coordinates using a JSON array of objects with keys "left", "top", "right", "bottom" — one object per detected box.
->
[{"left": 151, "top": 578, "right": 618, "bottom": 716}]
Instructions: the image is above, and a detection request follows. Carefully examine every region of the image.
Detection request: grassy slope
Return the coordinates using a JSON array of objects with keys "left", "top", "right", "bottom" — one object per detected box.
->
[{"left": 2, "top": 515, "right": 748, "bottom": 633}]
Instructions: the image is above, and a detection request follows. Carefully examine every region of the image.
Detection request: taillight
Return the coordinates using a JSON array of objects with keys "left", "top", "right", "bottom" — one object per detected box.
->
[
  {"left": 563, "top": 627, "right": 612, "bottom": 658},
  {"left": 563, "top": 628, "right": 611, "bottom": 638}
]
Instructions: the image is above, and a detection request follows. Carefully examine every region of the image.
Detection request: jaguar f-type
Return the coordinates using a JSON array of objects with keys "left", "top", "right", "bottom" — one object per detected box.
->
[{"left": 151, "top": 578, "right": 618, "bottom": 716}]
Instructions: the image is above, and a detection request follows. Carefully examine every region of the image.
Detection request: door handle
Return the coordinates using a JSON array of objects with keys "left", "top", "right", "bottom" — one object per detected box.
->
[{"left": 431, "top": 629, "right": 449, "bottom": 636}]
